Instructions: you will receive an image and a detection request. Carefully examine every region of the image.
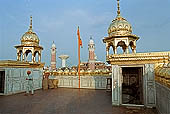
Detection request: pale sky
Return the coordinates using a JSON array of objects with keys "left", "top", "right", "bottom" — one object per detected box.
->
[{"left": 0, "top": 0, "right": 170, "bottom": 67}]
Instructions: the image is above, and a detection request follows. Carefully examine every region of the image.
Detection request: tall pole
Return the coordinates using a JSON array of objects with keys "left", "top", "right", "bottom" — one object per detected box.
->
[
  {"left": 77, "top": 26, "right": 81, "bottom": 89},
  {"left": 78, "top": 34, "right": 80, "bottom": 89}
]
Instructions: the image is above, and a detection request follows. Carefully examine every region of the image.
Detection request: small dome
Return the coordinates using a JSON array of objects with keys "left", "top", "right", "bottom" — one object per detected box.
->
[
  {"left": 21, "top": 16, "right": 40, "bottom": 46},
  {"left": 21, "top": 31, "right": 39, "bottom": 46},
  {"left": 57, "top": 68, "right": 63, "bottom": 73},
  {"left": 64, "top": 68, "right": 69, "bottom": 73},
  {"left": 52, "top": 42, "right": 56, "bottom": 48},
  {"left": 71, "top": 68, "right": 76, "bottom": 73},
  {"left": 108, "top": 14, "right": 132, "bottom": 37},
  {"left": 89, "top": 39, "right": 94, "bottom": 44}
]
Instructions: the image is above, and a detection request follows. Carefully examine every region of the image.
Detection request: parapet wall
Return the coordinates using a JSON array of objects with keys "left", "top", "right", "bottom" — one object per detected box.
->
[
  {"left": 155, "top": 65, "right": 170, "bottom": 114},
  {"left": 156, "top": 82, "right": 170, "bottom": 114},
  {"left": 49, "top": 75, "right": 111, "bottom": 89},
  {"left": 0, "top": 67, "right": 43, "bottom": 95}
]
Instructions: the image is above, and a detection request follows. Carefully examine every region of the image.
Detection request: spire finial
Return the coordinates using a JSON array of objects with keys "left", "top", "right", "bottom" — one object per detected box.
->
[
  {"left": 117, "top": 0, "right": 120, "bottom": 15},
  {"left": 90, "top": 35, "right": 92, "bottom": 39},
  {"left": 29, "top": 15, "right": 33, "bottom": 32}
]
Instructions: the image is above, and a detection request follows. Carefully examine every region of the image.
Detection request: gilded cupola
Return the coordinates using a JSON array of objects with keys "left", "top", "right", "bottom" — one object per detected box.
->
[
  {"left": 21, "top": 16, "right": 40, "bottom": 46},
  {"left": 108, "top": 0, "right": 132, "bottom": 37}
]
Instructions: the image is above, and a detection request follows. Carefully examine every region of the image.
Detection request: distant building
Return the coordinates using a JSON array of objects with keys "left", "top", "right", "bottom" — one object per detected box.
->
[
  {"left": 51, "top": 41, "right": 56, "bottom": 70},
  {"left": 88, "top": 37, "right": 96, "bottom": 70},
  {"left": 79, "top": 37, "right": 111, "bottom": 71}
]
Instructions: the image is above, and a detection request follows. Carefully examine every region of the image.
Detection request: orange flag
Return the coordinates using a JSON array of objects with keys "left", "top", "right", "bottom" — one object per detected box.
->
[{"left": 77, "top": 26, "right": 83, "bottom": 48}]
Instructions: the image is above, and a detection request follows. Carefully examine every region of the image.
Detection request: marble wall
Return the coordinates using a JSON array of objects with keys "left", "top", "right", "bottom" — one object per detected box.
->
[
  {"left": 0, "top": 68, "right": 43, "bottom": 95},
  {"left": 49, "top": 76, "right": 110, "bottom": 89},
  {"left": 156, "top": 82, "right": 170, "bottom": 114}
]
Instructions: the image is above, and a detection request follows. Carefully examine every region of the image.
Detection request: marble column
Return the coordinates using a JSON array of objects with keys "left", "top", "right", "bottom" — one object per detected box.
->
[
  {"left": 114, "top": 46, "right": 117, "bottom": 54},
  {"left": 38, "top": 53, "right": 41, "bottom": 63},
  {"left": 126, "top": 46, "right": 129, "bottom": 54},
  {"left": 106, "top": 46, "right": 109, "bottom": 56}
]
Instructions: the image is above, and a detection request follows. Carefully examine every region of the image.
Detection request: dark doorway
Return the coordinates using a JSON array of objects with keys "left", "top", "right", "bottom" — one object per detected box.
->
[
  {"left": 0, "top": 71, "right": 5, "bottom": 93},
  {"left": 122, "top": 67, "right": 143, "bottom": 105}
]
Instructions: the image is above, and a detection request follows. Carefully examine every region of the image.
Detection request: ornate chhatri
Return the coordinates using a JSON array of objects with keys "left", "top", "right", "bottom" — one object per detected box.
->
[
  {"left": 102, "top": 0, "right": 170, "bottom": 107},
  {"left": 15, "top": 16, "right": 43, "bottom": 63},
  {"left": 103, "top": 0, "right": 139, "bottom": 55},
  {"left": 103, "top": 0, "right": 170, "bottom": 65}
]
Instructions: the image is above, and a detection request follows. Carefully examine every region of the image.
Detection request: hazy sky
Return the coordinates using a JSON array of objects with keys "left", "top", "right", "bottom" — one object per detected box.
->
[{"left": 0, "top": 0, "right": 170, "bottom": 67}]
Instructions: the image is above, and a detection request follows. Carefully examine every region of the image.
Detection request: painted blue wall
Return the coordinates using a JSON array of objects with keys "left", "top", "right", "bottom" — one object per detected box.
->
[{"left": 2, "top": 67, "right": 43, "bottom": 95}]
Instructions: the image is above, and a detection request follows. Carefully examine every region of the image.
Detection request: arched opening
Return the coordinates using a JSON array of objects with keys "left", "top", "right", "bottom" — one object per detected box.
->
[
  {"left": 109, "top": 45, "right": 114, "bottom": 55},
  {"left": 25, "top": 50, "right": 32, "bottom": 62},
  {"left": 117, "top": 46, "right": 124, "bottom": 54},
  {"left": 117, "top": 41, "right": 127, "bottom": 54},
  {"left": 129, "top": 41, "right": 136, "bottom": 53},
  {"left": 34, "top": 51, "right": 39, "bottom": 63}
]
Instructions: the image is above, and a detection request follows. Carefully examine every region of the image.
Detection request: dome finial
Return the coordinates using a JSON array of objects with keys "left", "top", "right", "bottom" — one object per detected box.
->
[
  {"left": 90, "top": 35, "right": 92, "bottom": 40},
  {"left": 117, "top": 0, "right": 121, "bottom": 15},
  {"left": 28, "top": 15, "right": 33, "bottom": 32}
]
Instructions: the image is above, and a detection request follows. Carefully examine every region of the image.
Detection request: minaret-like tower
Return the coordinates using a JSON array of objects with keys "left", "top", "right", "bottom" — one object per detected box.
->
[
  {"left": 51, "top": 41, "right": 56, "bottom": 70},
  {"left": 88, "top": 37, "right": 96, "bottom": 70}
]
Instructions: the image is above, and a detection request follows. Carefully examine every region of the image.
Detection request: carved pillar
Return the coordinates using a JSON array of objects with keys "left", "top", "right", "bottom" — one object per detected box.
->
[
  {"left": 114, "top": 46, "right": 117, "bottom": 54},
  {"left": 132, "top": 46, "right": 136, "bottom": 53},
  {"left": 18, "top": 53, "right": 21, "bottom": 61},
  {"left": 106, "top": 46, "right": 109, "bottom": 57},
  {"left": 33, "top": 52, "right": 36, "bottom": 62},
  {"left": 133, "top": 49, "right": 136, "bottom": 53},
  {"left": 22, "top": 53, "right": 25, "bottom": 61},
  {"left": 31, "top": 51, "right": 34, "bottom": 62},
  {"left": 106, "top": 43, "right": 110, "bottom": 57},
  {"left": 34, "top": 56, "right": 36, "bottom": 62},
  {"left": 38, "top": 53, "right": 41, "bottom": 63},
  {"left": 17, "top": 53, "right": 19, "bottom": 61},
  {"left": 32, "top": 53, "right": 34, "bottom": 62},
  {"left": 26, "top": 54, "right": 28, "bottom": 62},
  {"left": 126, "top": 46, "right": 129, "bottom": 54}
]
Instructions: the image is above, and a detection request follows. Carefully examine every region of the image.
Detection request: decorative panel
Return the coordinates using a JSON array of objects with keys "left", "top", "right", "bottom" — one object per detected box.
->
[
  {"left": 112, "top": 65, "right": 120, "bottom": 106},
  {"left": 3, "top": 68, "right": 43, "bottom": 95},
  {"left": 144, "top": 64, "right": 156, "bottom": 107}
]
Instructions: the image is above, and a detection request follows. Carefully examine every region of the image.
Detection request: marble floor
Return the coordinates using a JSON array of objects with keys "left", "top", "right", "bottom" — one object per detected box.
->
[{"left": 0, "top": 88, "right": 157, "bottom": 114}]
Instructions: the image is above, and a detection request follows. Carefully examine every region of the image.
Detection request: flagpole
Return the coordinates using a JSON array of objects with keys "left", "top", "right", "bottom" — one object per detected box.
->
[{"left": 78, "top": 26, "right": 81, "bottom": 89}]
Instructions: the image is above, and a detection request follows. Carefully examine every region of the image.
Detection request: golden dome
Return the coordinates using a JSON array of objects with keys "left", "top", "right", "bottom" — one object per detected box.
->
[
  {"left": 108, "top": 0, "right": 132, "bottom": 37},
  {"left": 108, "top": 14, "right": 132, "bottom": 37},
  {"left": 64, "top": 68, "right": 70, "bottom": 73},
  {"left": 57, "top": 68, "right": 63, "bottom": 74},
  {"left": 21, "top": 16, "right": 40, "bottom": 46}
]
